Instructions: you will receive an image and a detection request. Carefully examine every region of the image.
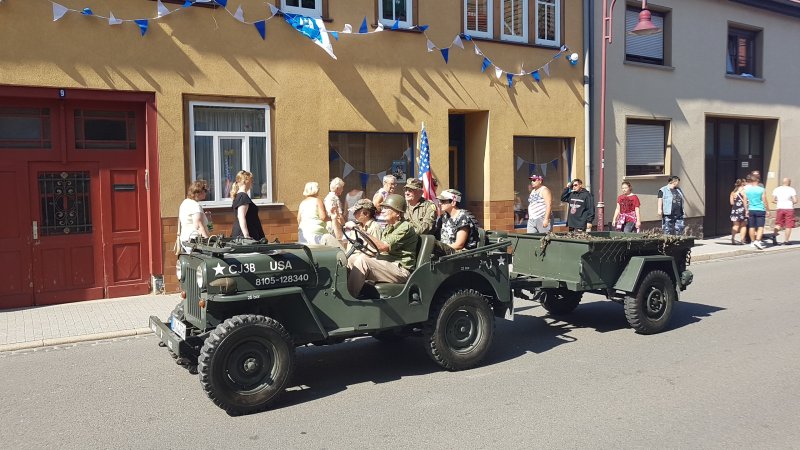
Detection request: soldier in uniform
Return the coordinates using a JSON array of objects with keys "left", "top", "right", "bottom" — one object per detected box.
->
[
  {"left": 347, "top": 194, "right": 419, "bottom": 297},
  {"left": 403, "top": 177, "right": 438, "bottom": 235}
]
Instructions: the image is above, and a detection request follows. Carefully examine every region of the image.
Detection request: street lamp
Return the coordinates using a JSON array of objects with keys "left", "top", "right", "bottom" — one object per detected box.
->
[{"left": 596, "top": 0, "right": 661, "bottom": 231}]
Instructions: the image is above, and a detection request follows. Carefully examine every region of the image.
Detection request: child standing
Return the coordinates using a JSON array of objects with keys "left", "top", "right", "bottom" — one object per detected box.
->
[{"left": 612, "top": 181, "right": 641, "bottom": 232}]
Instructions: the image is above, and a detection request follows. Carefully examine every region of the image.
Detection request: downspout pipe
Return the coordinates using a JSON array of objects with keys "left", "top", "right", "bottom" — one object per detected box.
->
[{"left": 584, "top": 0, "right": 593, "bottom": 190}]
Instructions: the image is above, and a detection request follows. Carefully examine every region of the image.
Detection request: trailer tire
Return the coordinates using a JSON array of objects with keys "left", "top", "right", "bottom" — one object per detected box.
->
[
  {"left": 198, "top": 314, "right": 294, "bottom": 416},
  {"left": 625, "top": 270, "right": 676, "bottom": 334},
  {"left": 540, "top": 289, "right": 582, "bottom": 315},
  {"left": 425, "top": 289, "right": 495, "bottom": 371}
]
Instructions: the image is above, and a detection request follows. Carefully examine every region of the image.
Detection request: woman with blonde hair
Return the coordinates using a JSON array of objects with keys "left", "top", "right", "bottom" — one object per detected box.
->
[
  {"left": 298, "top": 181, "right": 339, "bottom": 247},
  {"left": 178, "top": 180, "right": 211, "bottom": 251},
  {"left": 230, "top": 170, "right": 265, "bottom": 241}
]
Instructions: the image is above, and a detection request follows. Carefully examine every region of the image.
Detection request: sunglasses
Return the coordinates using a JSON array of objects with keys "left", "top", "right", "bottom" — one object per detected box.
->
[
  {"left": 440, "top": 199, "right": 453, "bottom": 204},
  {"left": 572, "top": 183, "right": 581, "bottom": 187}
]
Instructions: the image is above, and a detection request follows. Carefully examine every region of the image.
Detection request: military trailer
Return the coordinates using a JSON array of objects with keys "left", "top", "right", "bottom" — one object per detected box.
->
[
  {"left": 150, "top": 232, "right": 513, "bottom": 415},
  {"left": 493, "top": 231, "right": 694, "bottom": 335}
]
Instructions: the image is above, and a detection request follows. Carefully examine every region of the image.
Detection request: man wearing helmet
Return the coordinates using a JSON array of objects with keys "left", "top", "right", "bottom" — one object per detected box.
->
[{"left": 346, "top": 194, "right": 419, "bottom": 297}]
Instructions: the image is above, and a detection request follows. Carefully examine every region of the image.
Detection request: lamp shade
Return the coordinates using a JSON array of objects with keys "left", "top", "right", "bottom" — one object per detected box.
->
[{"left": 630, "top": 9, "right": 661, "bottom": 36}]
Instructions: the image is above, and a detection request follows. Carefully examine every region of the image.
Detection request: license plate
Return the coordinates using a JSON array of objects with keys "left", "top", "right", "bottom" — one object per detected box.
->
[{"left": 170, "top": 316, "right": 187, "bottom": 341}]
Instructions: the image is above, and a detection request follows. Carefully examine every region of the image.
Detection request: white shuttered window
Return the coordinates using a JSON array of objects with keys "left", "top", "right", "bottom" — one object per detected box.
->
[
  {"left": 626, "top": 121, "right": 667, "bottom": 176},
  {"left": 625, "top": 8, "right": 665, "bottom": 64}
]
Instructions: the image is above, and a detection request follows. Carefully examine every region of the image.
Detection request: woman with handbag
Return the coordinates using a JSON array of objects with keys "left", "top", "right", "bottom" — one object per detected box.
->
[{"left": 177, "top": 180, "right": 211, "bottom": 253}]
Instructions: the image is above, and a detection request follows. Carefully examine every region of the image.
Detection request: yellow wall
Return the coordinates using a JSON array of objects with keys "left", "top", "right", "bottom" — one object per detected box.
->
[{"left": 0, "top": 0, "right": 586, "bottom": 217}]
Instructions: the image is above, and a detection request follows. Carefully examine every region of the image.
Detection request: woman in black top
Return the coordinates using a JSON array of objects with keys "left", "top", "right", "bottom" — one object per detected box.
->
[{"left": 230, "top": 170, "right": 266, "bottom": 241}]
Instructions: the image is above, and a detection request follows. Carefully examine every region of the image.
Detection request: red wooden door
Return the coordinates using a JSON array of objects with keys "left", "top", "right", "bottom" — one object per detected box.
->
[
  {"left": 0, "top": 164, "right": 34, "bottom": 309},
  {"left": 29, "top": 163, "right": 105, "bottom": 305}
]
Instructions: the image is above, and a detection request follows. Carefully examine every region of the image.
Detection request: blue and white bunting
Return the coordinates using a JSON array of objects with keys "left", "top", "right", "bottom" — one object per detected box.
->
[
  {"left": 254, "top": 20, "right": 266, "bottom": 40},
  {"left": 52, "top": 2, "right": 68, "bottom": 21},
  {"left": 453, "top": 35, "right": 464, "bottom": 49},
  {"left": 108, "top": 12, "right": 123, "bottom": 25},
  {"left": 440, "top": 48, "right": 449, "bottom": 64},
  {"left": 481, "top": 57, "right": 491, "bottom": 73},
  {"left": 232, "top": 5, "right": 245, "bottom": 23},
  {"left": 157, "top": 0, "right": 171, "bottom": 18},
  {"left": 358, "top": 17, "right": 368, "bottom": 34},
  {"left": 283, "top": 13, "right": 336, "bottom": 59},
  {"left": 135, "top": 19, "right": 149, "bottom": 36}
]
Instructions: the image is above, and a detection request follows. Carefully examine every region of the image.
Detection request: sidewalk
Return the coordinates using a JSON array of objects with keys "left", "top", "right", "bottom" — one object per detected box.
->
[{"left": 2, "top": 227, "right": 798, "bottom": 352}]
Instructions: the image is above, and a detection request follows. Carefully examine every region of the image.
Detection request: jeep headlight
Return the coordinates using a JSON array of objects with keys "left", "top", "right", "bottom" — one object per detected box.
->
[
  {"left": 176, "top": 259, "right": 184, "bottom": 282},
  {"left": 196, "top": 264, "right": 206, "bottom": 289}
]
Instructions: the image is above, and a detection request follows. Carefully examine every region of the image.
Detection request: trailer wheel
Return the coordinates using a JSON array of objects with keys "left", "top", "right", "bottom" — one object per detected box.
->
[
  {"left": 625, "top": 270, "right": 676, "bottom": 334},
  {"left": 540, "top": 289, "right": 582, "bottom": 315},
  {"left": 198, "top": 314, "right": 294, "bottom": 415},
  {"left": 425, "top": 289, "right": 495, "bottom": 371}
]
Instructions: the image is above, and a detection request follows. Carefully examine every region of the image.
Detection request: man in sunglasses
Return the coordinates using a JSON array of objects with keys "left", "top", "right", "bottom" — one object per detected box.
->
[{"left": 561, "top": 179, "right": 595, "bottom": 232}]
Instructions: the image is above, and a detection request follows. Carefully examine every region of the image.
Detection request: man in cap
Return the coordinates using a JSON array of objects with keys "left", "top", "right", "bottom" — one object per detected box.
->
[
  {"left": 344, "top": 198, "right": 383, "bottom": 242},
  {"left": 434, "top": 189, "right": 480, "bottom": 256},
  {"left": 347, "top": 194, "right": 419, "bottom": 297},
  {"left": 526, "top": 174, "right": 552, "bottom": 233},
  {"left": 403, "top": 177, "right": 438, "bottom": 235}
]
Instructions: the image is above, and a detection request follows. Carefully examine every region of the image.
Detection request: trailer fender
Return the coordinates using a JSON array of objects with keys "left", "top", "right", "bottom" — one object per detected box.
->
[{"left": 614, "top": 256, "right": 681, "bottom": 299}]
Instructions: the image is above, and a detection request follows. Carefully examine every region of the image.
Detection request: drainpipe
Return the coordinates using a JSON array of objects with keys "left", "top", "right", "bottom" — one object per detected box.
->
[{"left": 583, "top": 0, "right": 593, "bottom": 190}]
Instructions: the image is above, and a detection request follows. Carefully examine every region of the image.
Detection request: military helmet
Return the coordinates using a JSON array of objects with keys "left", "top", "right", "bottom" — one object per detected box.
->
[{"left": 382, "top": 194, "right": 407, "bottom": 214}]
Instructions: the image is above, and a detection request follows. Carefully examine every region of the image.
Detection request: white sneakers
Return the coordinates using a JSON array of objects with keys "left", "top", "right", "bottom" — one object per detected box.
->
[{"left": 751, "top": 240, "right": 765, "bottom": 250}]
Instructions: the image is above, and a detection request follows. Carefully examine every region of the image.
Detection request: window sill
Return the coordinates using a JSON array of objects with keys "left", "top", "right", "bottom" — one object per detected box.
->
[
  {"left": 371, "top": 24, "right": 422, "bottom": 33},
  {"left": 623, "top": 174, "right": 670, "bottom": 181},
  {"left": 202, "top": 201, "right": 285, "bottom": 209},
  {"left": 725, "top": 74, "right": 765, "bottom": 82},
  {"left": 468, "top": 36, "right": 561, "bottom": 50},
  {"left": 624, "top": 60, "right": 675, "bottom": 71}
]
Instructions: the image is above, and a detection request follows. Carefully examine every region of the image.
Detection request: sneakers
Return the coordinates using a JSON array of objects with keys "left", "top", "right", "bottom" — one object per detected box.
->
[{"left": 752, "top": 240, "right": 765, "bottom": 250}]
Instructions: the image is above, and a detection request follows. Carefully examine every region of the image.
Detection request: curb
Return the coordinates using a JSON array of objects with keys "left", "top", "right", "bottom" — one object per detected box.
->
[
  {"left": 691, "top": 243, "right": 800, "bottom": 262},
  {"left": 0, "top": 327, "right": 153, "bottom": 353}
]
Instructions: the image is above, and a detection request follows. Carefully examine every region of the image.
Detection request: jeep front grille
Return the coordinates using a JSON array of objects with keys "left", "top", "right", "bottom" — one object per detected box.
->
[{"left": 185, "top": 266, "right": 202, "bottom": 320}]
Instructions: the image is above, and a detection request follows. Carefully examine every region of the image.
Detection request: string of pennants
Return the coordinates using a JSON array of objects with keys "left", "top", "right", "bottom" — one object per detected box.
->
[
  {"left": 46, "top": 0, "right": 573, "bottom": 88},
  {"left": 330, "top": 147, "right": 413, "bottom": 190},
  {"left": 515, "top": 155, "right": 559, "bottom": 178}
]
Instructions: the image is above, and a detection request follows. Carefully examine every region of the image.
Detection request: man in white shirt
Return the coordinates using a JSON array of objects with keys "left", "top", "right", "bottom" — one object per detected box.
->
[{"left": 772, "top": 178, "right": 797, "bottom": 245}]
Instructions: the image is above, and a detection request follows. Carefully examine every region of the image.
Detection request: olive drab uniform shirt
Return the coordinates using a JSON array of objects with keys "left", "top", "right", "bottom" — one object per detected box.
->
[
  {"left": 378, "top": 221, "right": 419, "bottom": 271},
  {"left": 405, "top": 199, "right": 438, "bottom": 235}
]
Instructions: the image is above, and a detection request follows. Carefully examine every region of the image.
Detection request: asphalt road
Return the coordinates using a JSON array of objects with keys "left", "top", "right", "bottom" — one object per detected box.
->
[{"left": 2, "top": 251, "right": 799, "bottom": 449}]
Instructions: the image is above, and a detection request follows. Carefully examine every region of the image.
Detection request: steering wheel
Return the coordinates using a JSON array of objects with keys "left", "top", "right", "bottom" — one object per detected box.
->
[{"left": 344, "top": 226, "right": 380, "bottom": 258}]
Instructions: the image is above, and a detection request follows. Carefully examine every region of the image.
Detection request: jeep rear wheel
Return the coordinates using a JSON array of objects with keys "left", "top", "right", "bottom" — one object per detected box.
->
[
  {"left": 425, "top": 289, "right": 495, "bottom": 371},
  {"left": 624, "top": 270, "right": 676, "bottom": 335},
  {"left": 198, "top": 314, "right": 294, "bottom": 415},
  {"left": 540, "top": 289, "right": 582, "bottom": 315}
]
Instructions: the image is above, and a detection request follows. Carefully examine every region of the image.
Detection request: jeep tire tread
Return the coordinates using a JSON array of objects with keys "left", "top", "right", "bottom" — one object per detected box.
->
[
  {"left": 540, "top": 289, "right": 582, "bottom": 315},
  {"left": 198, "top": 314, "right": 294, "bottom": 415},
  {"left": 425, "top": 289, "right": 495, "bottom": 371},
  {"left": 624, "top": 270, "right": 676, "bottom": 335}
]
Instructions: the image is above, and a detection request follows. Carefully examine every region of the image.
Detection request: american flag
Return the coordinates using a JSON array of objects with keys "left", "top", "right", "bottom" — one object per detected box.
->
[{"left": 419, "top": 123, "right": 437, "bottom": 202}]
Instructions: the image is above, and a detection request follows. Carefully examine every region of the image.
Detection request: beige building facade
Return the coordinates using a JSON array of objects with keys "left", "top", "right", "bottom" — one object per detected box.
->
[
  {"left": 592, "top": 0, "right": 800, "bottom": 236},
  {"left": 0, "top": 0, "right": 586, "bottom": 302}
]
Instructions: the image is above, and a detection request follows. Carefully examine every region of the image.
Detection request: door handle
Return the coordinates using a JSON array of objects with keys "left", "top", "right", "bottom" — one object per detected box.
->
[{"left": 32, "top": 221, "right": 38, "bottom": 240}]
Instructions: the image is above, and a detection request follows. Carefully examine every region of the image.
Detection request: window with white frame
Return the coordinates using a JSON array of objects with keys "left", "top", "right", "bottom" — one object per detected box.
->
[
  {"left": 626, "top": 119, "right": 668, "bottom": 176},
  {"left": 281, "top": 0, "right": 322, "bottom": 17},
  {"left": 535, "top": 0, "right": 560, "bottom": 46},
  {"left": 502, "top": 0, "right": 528, "bottom": 43},
  {"left": 189, "top": 102, "right": 272, "bottom": 204},
  {"left": 379, "top": 0, "right": 413, "bottom": 28},
  {"left": 464, "top": 0, "right": 493, "bottom": 39}
]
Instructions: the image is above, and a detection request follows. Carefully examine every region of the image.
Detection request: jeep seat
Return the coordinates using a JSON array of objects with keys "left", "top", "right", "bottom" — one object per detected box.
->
[{"left": 373, "top": 235, "right": 434, "bottom": 298}]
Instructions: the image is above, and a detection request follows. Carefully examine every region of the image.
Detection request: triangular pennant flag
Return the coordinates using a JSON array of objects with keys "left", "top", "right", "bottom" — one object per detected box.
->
[
  {"left": 495, "top": 67, "right": 503, "bottom": 80},
  {"left": 426, "top": 39, "right": 435, "bottom": 52},
  {"left": 481, "top": 57, "right": 491, "bottom": 73},
  {"left": 108, "top": 12, "right": 123, "bottom": 25},
  {"left": 418, "top": 24, "right": 429, "bottom": 32},
  {"left": 215, "top": 0, "right": 228, "bottom": 7},
  {"left": 529, "top": 163, "right": 535, "bottom": 175},
  {"left": 560, "top": 45, "right": 568, "bottom": 52},
  {"left": 377, "top": 171, "right": 387, "bottom": 182},
  {"left": 359, "top": 17, "right": 368, "bottom": 33},
  {"left": 359, "top": 173, "right": 369, "bottom": 189},
  {"left": 532, "top": 70, "right": 541, "bottom": 82},
  {"left": 283, "top": 13, "right": 337, "bottom": 59},
  {"left": 233, "top": 5, "right": 245, "bottom": 22},
  {"left": 462, "top": 34, "right": 472, "bottom": 41},
  {"left": 391, "top": 19, "right": 400, "bottom": 30},
  {"left": 543, "top": 62, "right": 550, "bottom": 77},
  {"left": 474, "top": 44, "right": 482, "bottom": 56},
  {"left": 157, "top": 0, "right": 171, "bottom": 17},
  {"left": 81, "top": 8, "right": 94, "bottom": 16},
  {"left": 183, "top": 1, "right": 193, "bottom": 8},
  {"left": 53, "top": 3, "right": 69, "bottom": 21},
  {"left": 375, "top": 23, "right": 384, "bottom": 32},
  {"left": 506, "top": 73, "right": 514, "bottom": 88},
  {"left": 135, "top": 19, "right": 149, "bottom": 36},
  {"left": 403, "top": 147, "right": 413, "bottom": 160},
  {"left": 453, "top": 35, "right": 464, "bottom": 49},
  {"left": 268, "top": 3, "right": 279, "bottom": 15},
  {"left": 343, "top": 163, "right": 354, "bottom": 179},
  {"left": 329, "top": 149, "right": 339, "bottom": 161},
  {"left": 254, "top": 20, "right": 266, "bottom": 40},
  {"left": 330, "top": 31, "right": 338, "bottom": 40},
  {"left": 440, "top": 48, "right": 449, "bottom": 64},
  {"left": 516, "top": 156, "right": 524, "bottom": 171},
  {"left": 540, "top": 164, "right": 547, "bottom": 176},
  {"left": 552, "top": 159, "right": 558, "bottom": 170},
  {"left": 342, "top": 24, "right": 352, "bottom": 33}
]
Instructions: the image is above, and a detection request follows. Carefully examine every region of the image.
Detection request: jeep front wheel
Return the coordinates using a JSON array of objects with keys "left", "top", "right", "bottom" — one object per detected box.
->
[
  {"left": 426, "top": 289, "right": 495, "bottom": 371},
  {"left": 624, "top": 270, "right": 676, "bottom": 335},
  {"left": 198, "top": 314, "right": 294, "bottom": 415}
]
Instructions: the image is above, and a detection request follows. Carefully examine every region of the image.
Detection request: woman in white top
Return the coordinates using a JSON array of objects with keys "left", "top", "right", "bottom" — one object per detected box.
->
[
  {"left": 297, "top": 181, "right": 340, "bottom": 247},
  {"left": 324, "top": 177, "right": 345, "bottom": 241},
  {"left": 178, "top": 180, "right": 211, "bottom": 252}
]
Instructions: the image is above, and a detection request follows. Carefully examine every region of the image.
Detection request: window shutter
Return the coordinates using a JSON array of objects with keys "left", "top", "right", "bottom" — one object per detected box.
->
[
  {"left": 626, "top": 123, "right": 665, "bottom": 166},
  {"left": 626, "top": 9, "right": 664, "bottom": 60}
]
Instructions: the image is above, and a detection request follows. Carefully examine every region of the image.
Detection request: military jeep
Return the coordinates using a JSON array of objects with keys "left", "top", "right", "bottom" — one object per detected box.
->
[{"left": 150, "top": 233, "right": 512, "bottom": 415}]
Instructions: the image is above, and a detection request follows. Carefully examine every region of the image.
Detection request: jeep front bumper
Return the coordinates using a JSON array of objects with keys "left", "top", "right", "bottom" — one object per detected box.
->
[{"left": 148, "top": 315, "right": 194, "bottom": 358}]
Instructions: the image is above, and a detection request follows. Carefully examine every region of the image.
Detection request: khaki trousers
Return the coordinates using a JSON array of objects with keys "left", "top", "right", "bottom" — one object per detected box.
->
[{"left": 347, "top": 254, "right": 410, "bottom": 297}]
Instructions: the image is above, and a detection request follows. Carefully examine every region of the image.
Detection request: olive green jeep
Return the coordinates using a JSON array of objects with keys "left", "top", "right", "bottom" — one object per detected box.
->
[{"left": 150, "top": 231, "right": 511, "bottom": 415}]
